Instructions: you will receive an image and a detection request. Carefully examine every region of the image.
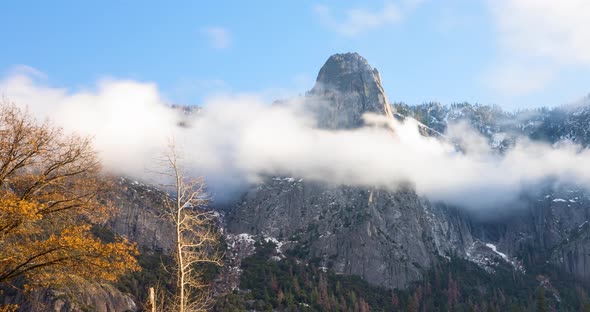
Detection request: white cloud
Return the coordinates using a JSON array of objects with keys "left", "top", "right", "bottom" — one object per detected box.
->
[
  {"left": 7, "top": 65, "right": 48, "bottom": 79},
  {"left": 201, "top": 26, "right": 232, "bottom": 50},
  {"left": 3, "top": 68, "right": 590, "bottom": 210},
  {"left": 313, "top": 1, "right": 422, "bottom": 37},
  {"left": 0, "top": 70, "right": 176, "bottom": 178},
  {"left": 485, "top": 0, "right": 590, "bottom": 96},
  {"left": 490, "top": 0, "right": 590, "bottom": 65}
]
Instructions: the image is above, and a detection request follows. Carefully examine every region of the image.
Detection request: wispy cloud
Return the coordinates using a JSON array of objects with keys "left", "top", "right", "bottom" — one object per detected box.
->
[
  {"left": 4, "top": 68, "right": 590, "bottom": 210},
  {"left": 313, "top": 1, "right": 422, "bottom": 37},
  {"left": 490, "top": 0, "right": 590, "bottom": 65},
  {"left": 8, "top": 65, "right": 48, "bottom": 79},
  {"left": 484, "top": 0, "right": 590, "bottom": 96},
  {"left": 200, "top": 26, "right": 232, "bottom": 50}
]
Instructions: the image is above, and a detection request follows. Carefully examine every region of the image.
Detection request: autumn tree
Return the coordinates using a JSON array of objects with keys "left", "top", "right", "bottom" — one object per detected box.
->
[
  {"left": 0, "top": 101, "right": 139, "bottom": 288},
  {"left": 159, "top": 143, "right": 222, "bottom": 312}
]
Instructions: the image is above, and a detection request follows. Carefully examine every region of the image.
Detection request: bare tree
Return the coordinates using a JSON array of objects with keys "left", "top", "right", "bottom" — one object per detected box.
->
[{"left": 159, "top": 143, "right": 222, "bottom": 312}]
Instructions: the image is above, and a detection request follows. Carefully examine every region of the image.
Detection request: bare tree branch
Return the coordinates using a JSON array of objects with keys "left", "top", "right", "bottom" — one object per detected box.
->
[{"left": 156, "top": 140, "right": 222, "bottom": 312}]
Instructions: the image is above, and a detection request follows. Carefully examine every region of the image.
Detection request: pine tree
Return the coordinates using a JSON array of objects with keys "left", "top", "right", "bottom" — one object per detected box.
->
[
  {"left": 359, "top": 297, "right": 370, "bottom": 312},
  {"left": 407, "top": 293, "right": 419, "bottom": 312},
  {"left": 512, "top": 303, "right": 520, "bottom": 312},
  {"left": 536, "top": 288, "right": 547, "bottom": 312}
]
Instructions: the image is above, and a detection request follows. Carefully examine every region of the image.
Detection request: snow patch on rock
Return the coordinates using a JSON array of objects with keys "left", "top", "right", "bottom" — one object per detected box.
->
[{"left": 466, "top": 241, "right": 524, "bottom": 274}]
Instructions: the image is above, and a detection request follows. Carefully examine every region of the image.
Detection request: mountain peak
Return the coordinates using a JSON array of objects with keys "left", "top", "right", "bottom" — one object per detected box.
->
[
  {"left": 316, "top": 52, "right": 373, "bottom": 79},
  {"left": 309, "top": 52, "right": 394, "bottom": 129}
]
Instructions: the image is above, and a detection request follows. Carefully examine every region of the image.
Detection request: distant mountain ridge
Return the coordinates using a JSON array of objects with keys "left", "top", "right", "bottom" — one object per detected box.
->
[{"left": 395, "top": 97, "right": 590, "bottom": 149}]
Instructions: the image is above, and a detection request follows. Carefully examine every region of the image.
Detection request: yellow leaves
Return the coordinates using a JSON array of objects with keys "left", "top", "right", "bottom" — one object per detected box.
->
[
  {"left": 0, "top": 100, "right": 139, "bottom": 289},
  {"left": 0, "top": 195, "right": 42, "bottom": 220},
  {"left": 0, "top": 197, "right": 139, "bottom": 290},
  {"left": 0, "top": 195, "right": 43, "bottom": 240},
  {"left": 2, "top": 223, "right": 139, "bottom": 289},
  {"left": 0, "top": 304, "right": 18, "bottom": 312}
]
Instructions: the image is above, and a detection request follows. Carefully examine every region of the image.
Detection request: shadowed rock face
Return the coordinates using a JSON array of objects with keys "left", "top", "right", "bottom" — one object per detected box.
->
[
  {"left": 107, "top": 177, "right": 175, "bottom": 254},
  {"left": 397, "top": 100, "right": 590, "bottom": 282},
  {"left": 228, "top": 52, "right": 473, "bottom": 289},
  {"left": 228, "top": 179, "right": 473, "bottom": 289},
  {"left": 489, "top": 186, "right": 590, "bottom": 280},
  {"left": 309, "top": 52, "right": 394, "bottom": 129}
]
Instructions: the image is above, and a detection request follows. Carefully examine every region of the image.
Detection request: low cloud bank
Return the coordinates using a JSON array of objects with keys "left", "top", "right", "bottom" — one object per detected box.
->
[{"left": 3, "top": 71, "right": 590, "bottom": 210}]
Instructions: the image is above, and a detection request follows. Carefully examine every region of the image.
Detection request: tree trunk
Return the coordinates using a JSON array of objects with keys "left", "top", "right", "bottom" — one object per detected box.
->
[{"left": 148, "top": 287, "right": 156, "bottom": 312}]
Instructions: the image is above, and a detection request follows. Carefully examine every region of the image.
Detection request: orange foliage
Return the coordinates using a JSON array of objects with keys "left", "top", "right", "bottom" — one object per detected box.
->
[
  {"left": 0, "top": 101, "right": 139, "bottom": 288},
  {"left": 0, "top": 304, "right": 17, "bottom": 312}
]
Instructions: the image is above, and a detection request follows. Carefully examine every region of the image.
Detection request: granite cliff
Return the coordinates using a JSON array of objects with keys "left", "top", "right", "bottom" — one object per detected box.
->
[{"left": 228, "top": 53, "right": 474, "bottom": 289}]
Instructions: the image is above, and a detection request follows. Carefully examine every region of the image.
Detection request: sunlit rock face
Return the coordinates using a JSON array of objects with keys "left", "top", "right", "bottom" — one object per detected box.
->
[{"left": 308, "top": 52, "right": 394, "bottom": 129}]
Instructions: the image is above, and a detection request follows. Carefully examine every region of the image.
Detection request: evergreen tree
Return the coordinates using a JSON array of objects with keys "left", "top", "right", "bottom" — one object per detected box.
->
[{"left": 536, "top": 288, "right": 547, "bottom": 312}]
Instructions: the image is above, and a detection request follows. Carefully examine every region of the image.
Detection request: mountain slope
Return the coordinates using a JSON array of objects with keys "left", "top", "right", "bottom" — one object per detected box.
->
[{"left": 396, "top": 99, "right": 590, "bottom": 285}]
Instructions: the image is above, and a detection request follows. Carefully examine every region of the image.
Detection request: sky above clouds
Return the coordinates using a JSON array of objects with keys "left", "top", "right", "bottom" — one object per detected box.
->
[{"left": 1, "top": 0, "right": 589, "bottom": 110}]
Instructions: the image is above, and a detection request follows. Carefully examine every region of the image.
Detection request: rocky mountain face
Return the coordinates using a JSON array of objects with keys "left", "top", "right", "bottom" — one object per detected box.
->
[
  {"left": 228, "top": 53, "right": 590, "bottom": 296},
  {"left": 229, "top": 180, "right": 474, "bottom": 289},
  {"left": 496, "top": 186, "right": 590, "bottom": 276},
  {"left": 228, "top": 53, "right": 474, "bottom": 289},
  {"left": 529, "top": 97, "right": 590, "bottom": 146},
  {"left": 398, "top": 97, "right": 590, "bottom": 284},
  {"left": 108, "top": 177, "right": 175, "bottom": 254},
  {"left": 308, "top": 53, "right": 394, "bottom": 129},
  {"left": 4, "top": 276, "right": 137, "bottom": 312}
]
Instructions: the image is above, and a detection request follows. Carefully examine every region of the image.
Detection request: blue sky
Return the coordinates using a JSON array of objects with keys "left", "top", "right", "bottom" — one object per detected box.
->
[{"left": 1, "top": 0, "right": 589, "bottom": 110}]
